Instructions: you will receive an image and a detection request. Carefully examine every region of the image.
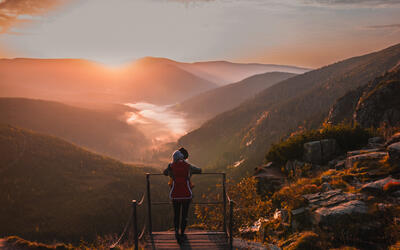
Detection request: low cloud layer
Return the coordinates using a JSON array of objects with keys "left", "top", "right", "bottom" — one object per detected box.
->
[{"left": 0, "top": 0, "right": 66, "bottom": 34}]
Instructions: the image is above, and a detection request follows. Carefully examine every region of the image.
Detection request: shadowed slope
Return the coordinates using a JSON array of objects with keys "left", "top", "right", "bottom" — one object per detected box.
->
[{"left": 179, "top": 43, "right": 400, "bottom": 176}]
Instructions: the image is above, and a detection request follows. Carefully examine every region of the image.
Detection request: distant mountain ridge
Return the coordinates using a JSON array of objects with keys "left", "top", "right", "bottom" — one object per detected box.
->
[
  {"left": 172, "top": 71, "right": 297, "bottom": 128},
  {"left": 0, "top": 57, "right": 308, "bottom": 106},
  {"left": 178, "top": 43, "right": 400, "bottom": 176},
  {"left": 0, "top": 57, "right": 216, "bottom": 105},
  {"left": 139, "top": 56, "right": 309, "bottom": 86}
]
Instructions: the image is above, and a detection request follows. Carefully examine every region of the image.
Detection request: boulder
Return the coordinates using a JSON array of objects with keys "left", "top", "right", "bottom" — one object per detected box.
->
[
  {"left": 347, "top": 148, "right": 384, "bottom": 157},
  {"left": 255, "top": 164, "right": 286, "bottom": 196},
  {"left": 304, "top": 141, "right": 322, "bottom": 164},
  {"left": 321, "top": 182, "right": 333, "bottom": 192},
  {"left": 304, "top": 139, "right": 337, "bottom": 164},
  {"left": 368, "top": 137, "right": 385, "bottom": 149},
  {"left": 361, "top": 176, "right": 400, "bottom": 193},
  {"left": 321, "top": 139, "right": 336, "bottom": 162},
  {"left": 386, "top": 132, "right": 400, "bottom": 146},
  {"left": 345, "top": 152, "right": 388, "bottom": 169},
  {"left": 303, "top": 189, "right": 359, "bottom": 210},
  {"left": 314, "top": 200, "right": 368, "bottom": 226},
  {"left": 335, "top": 160, "right": 345, "bottom": 170},
  {"left": 387, "top": 142, "right": 400, "bottom": 163}
]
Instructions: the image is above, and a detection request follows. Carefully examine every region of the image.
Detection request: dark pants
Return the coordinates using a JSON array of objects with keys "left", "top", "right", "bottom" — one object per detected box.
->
[{"left": 173, "top": 199, "right": 191, "bottom": 234}]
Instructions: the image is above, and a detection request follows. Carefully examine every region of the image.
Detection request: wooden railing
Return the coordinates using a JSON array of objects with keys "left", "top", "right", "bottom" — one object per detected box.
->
[{"left": 111, "top": 172, "right": 235, "bottom": 250}]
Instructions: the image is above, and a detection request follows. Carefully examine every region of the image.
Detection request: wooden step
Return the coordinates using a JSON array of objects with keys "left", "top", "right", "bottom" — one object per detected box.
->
[{"left": 143, "top": 230, "right": 229, "bottom": 250}]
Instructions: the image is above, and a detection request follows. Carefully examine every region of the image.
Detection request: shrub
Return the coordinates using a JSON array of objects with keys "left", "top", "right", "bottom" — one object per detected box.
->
[
  {"left": 286, "top": 231, "right": 321, "bottom": 250},
  {"left": 266, "top": 124, "right": 374, "bottom": 164}
]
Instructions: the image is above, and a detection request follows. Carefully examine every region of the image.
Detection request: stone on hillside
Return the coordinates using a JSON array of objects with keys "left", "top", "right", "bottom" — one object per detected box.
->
[
  {"left": 367, "top": 137, "right": 384, "bottom": 148},
  {"left": 255, "top": 164, "right": 286, "bottom": 196},
  {"left": 361, "top": 176, "right": 399, "bottom": 193},
  {"left": 321, "top": 139, "right": 336, "bottom": 161},
  {"left": 386, "top": 132, "right": 400, "bottom": 146},
  {"left": 345, "top": 152, "right": 388, "bottom": 169},
  {"left": 304, "top": 141, "right": 322, "bottom": 164},
  {"left": 369, "top": 137, "right": 384, "bottom": 145},
  {"left": 304, "top": 139, "right": 337, "bottom": 164},
  {"left": 314, "top": 200, "right": 368, "bottom": 226},
  {"left": 303, "top": 189, "right": 359, "bottom": 209},
  {"left": 347, "top": 148, "right": 384, "bottom": 157},
  {"left": 335, "top": 160, "right": 345, "bottom": 170},
  {"left": 387, "top": 142, "right": 400, "bottom": 163},
  {"left": 321, "top": 182, "right": 333, "bottom": 192}
]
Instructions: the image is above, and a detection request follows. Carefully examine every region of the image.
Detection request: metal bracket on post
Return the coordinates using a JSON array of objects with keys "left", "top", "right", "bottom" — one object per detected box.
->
[{"left": 146, "top": 173, "right": 153, "bottom": 235}]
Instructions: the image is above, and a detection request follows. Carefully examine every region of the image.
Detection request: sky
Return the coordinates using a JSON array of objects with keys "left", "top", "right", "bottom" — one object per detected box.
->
[{"left": 0, "top": 0, "right": 399, "bottom": 68}]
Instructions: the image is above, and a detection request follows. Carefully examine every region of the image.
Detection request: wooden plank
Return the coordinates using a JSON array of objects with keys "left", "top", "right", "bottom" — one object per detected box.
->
[{"left": 143, "top": 230, "right": 229, "bottom": 250}]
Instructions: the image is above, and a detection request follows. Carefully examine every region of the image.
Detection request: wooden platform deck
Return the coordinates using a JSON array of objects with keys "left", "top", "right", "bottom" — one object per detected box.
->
[{"left": 143, "top": 231, "right": 229, "bottom": 250}]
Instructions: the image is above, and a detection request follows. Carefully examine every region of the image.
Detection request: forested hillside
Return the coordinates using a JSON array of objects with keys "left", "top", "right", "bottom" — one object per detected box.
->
[
  {"left": 179, "top": 43, "right": 400, "bottom": 177},
  {"left": 0, "top": 98, "right": 149, "bottom": 162},
  {"left": 173, "top": 72, "right": 296, "bottom": 125},
  {"left": 0, "top": 124, "right": 168, "bottom": 243}
]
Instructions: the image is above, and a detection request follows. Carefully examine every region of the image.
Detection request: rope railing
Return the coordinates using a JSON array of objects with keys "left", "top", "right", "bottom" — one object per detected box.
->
[{"left": 110, "top": 193, "right": 146, "bottom": 250}]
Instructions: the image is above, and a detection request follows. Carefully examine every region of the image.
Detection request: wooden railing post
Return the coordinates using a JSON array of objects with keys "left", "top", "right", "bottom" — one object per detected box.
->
[
  {"left": 229, "top": 200, "right": 234, "bottom": 250},
  {"left": 222, "top": 173, "right": 227, "bottom": 233},
  {"left": 146, "top": 173, "right": 153, "bottom": 235},
  {"left": 132, "top": 200, "right": 138, "bottom": 250}
]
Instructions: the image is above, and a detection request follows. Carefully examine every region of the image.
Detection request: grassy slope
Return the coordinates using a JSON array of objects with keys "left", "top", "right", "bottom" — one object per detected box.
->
[
  {"left": 0, "top": 124, "right": 161, "bottom": 243},
  {"left": 179, "top": 43, "right": 400, "bottom": 177},
  {"left": 0, "top": 98, "right": 149, "bottom": 162}
]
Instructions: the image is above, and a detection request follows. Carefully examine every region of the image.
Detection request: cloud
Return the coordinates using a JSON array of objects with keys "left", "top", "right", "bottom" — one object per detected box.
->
[
  {"left": 366, "top": 24, "right": 400, "bottom": 30},
  {"left": 0, "top": 0, "right": 67, "bottom": 34},
  {"left": 300, "top": 0, "right": 400, "bottom": 7}
]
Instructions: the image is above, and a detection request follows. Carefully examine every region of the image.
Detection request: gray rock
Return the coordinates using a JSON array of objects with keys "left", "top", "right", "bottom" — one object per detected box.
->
[
  {"left": 345, "top": 152, "right": 388, "bottom": 168},
  {"left": 386, "top": 132, "right": 400, "bottom": 146},
  {"left": 303, "top": 189, "right": 360, "bottom": 210},
  {"left": 361, "top": 176, "right": 399, "bottom": 193},
  {"left": 388, "top": 142, "right": 400, "bottom": 163},
  {"left": 347, "top": 148, "right": 384, "bottom": 157},
  {"left": 321, "top": 182, "right": 333, "bottom": 191},
  {"left": 321, "top": 139, "right": 337, "bottom": 161},
  {"left": 304, "top": 141, "right": 322, "bottom": 164},
  {"left": 314, "top": 200, "right": 368, "bottom": 226},
  {"left": 369, "top": 137, "right": 384, "bottom": 145},
  {"left": 335, "top": 160, "right": 345, "bottom": 170}
]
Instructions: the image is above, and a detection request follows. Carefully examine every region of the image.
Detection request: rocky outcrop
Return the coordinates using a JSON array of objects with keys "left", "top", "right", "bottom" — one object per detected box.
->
[
  {"left": 361, "top": 176, "right": 400, "bottom": 193},
  {"left": 254, "top": 163, "right": 286, "bottom": 196},
  {"left": 388, "top": 142, "right": 400, "bottom": 163},
  {"left": 314, "top": 200, "right": 368, "bottom": 226},
  {"left": 294, "top": 189, "right": 367, "bottom": 228},
  {"left": 345, "top": 151, "right": 388, "bottom": 168},
  {"left": 303, "top": 139, "right": 337, "bottom": 164},
  {"left": 386, "top": 132, "right": 400, "bottom": 146}
]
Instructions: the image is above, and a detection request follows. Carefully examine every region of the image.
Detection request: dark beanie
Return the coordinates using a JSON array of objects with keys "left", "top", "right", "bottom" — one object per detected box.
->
[{"left": 179, "top": 147, "right": 189, "bottom": 159}]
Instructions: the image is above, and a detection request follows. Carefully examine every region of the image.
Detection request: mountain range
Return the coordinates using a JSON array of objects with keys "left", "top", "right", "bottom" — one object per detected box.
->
[
  {"left": 172, "top": 72, "right": 297, "bottom": 127},
  {"left": 178, "top": 43, "right": 400, "bottom": 177},
  {"left": 0, "top": 57, "right": 308, "bottom": 106}
]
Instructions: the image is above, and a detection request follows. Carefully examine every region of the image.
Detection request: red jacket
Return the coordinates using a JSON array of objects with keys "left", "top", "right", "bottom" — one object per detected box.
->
[{"left": 169, "top": 160, "right": 192, "bottom": 200}]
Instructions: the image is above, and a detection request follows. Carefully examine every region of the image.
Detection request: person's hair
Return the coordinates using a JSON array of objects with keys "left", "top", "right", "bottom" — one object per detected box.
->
[{"left": 179, "top": 147, "right": 189, "bottom": 159}]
